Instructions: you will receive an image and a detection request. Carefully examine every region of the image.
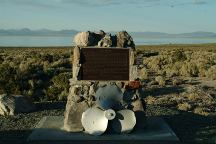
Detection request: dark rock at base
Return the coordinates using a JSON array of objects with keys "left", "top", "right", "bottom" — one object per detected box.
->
[
  {"left": 131, "top": 99, "right": 147, "bottom": 129},
  {"left": 0, "top": 94, "right": 35, "bottom": 116}
]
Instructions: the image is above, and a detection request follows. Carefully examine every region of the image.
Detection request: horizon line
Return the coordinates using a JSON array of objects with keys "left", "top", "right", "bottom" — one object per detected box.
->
[{"left": 0, "top": 28, "right": 216, "bottom": 35}]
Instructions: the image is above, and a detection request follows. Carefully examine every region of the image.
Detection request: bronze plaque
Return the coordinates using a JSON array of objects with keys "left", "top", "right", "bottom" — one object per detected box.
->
[{"left": 80, "top": 48, "right": 129, "bottom": 81}]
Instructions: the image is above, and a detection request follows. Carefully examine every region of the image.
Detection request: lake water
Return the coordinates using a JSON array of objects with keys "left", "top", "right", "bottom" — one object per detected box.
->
[{"left": 0, "top": 36, "right": 216, "bottom": 46}]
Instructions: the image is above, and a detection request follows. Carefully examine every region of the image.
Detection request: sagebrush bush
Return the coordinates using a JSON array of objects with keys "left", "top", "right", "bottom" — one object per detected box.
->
[
  {"left": 143, "top": 49, "right": 216, "bottom": 79},
  {"left": 0, "top": 48, "right": 71, "bottom": 101},
  {"left": 155, "top": 76, "right": 166, "bottom": 86},
  {"left": 172, "top": 78, "right": 182, "bottom": 86},
  {"left": 193, "top": 107, "right": 209, "bottom": 116},
  {"left": 177, "top": 102, "right": 192, "bottom": 111},
  {"left": 205, "top": 65, "right": 216, "bottom": 80},
  {"left": 145, "top": 96, "right": 156, "bottom": 105},
  {"left": 180, "top": 62, "right": 199, "bottom": 77},
  {"left": 51, "top": 72, "right": 71, "bottom": 90},
  {"left": 139, "top": 68, "right": 148, "bottom": 80}
]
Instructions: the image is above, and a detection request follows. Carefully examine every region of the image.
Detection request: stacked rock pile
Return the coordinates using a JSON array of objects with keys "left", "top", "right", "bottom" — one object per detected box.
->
[{"left": 74, "top": 30, "right": 135, "bottom": 49}]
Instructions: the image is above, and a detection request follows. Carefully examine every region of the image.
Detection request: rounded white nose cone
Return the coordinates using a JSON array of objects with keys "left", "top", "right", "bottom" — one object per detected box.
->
[
  {"left": 81, "top": 107, "right": 108, "bottom": 136},
  {"left": 104, "top": 109, "right": 116, "bottom": 120}
]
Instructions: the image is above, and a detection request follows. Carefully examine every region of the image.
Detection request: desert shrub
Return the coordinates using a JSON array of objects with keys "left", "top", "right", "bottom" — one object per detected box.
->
[
  {"left": 170, "top": 49, "right": 187, "bottom": 62},
  {"left": 41, "top": 53, "right": 53, "bottom": 62},
  {"left": 44, "top": 86, "right": 61, "bottom": 101},
  {"left": 180, "top": 62, "right": 199, "bottom": 77},
  {"left": 51, "top": 72, "right": 71, "bottom": 90},
  {"left": 44, "top": 72, "right": 71, "bottom": 101},
  {"left": 205, "top": 65, "right": 216, "bottom": 80},
  {"left": 142, "top": 49, "right": 216, "bottom": 80},
  {"left": 193, "top": 107, "right": 209, "bottom": 116},
  {"left": 51, "top": 58, "right": 71, "bottom": 68},
  {"left": 139, "top": 68, "right": 148, "bottom": 80},
  {"left": 163, "top": 62, "right": 182, "bottom": 77},
  {"left": 145, "top": 96, "right": 156, "bottom": 105},
  {"left": 187, "top": 93, "right": 199, "bottom": 101},
  {"left": 177, "top": 102, "right": 192, "bottom": 111},
  {"left": 0, "top": 48, "right": 72, "bottom": 102},
  {"left": 155, "top": 76, "right": 166, "bottom": 86},
  {"left": 172, "top": 78, "right": 182, "bottom": 86},
  {"left": 144, "top": 56, "right": 161, "bottom": 71},
  {"left": 0, "top": 63, "right": 21, "bottom": 94}
]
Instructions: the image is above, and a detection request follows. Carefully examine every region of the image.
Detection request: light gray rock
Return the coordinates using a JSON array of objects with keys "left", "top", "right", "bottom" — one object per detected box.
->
[
  {"left": 0, "top": 94, "right": 35, "bottom": 116},
  {"left": 64, "top": 99, "right": 89, "bottom": 132},
  {"left": 74, "top": 31, "right": 106, "bottom": 47},
  {"left": 63, "top": 85, "right": 90, "bottom": 132},
  {"left": 116, "top": 31, "right": 135, "bottom": 49},
  {"left": 130, "top": 50, "right": 135, "bottom": 65},
  {"left": 74, "top": 30, "right": 136, "bottom": 48},
  {"left": 73, "top": 46, "right": 80, "bottom": 65},
  {"left": 72, "top": 46, "right": 81, "bottom": 80},
  {"left": 74, "top": 32, "right": 90, "bottom": 47},
  {"left": 98, "top": 34, "right": 112, "bottom": 47},
  {"left": 89, "top": 84, "right": 96, "bottom": 96},
  {"left": 130, "top": 65, "right": 138, "bottom": 81},
  {"left": 116, "top": 81, "right": 124, "bottom": 89}
]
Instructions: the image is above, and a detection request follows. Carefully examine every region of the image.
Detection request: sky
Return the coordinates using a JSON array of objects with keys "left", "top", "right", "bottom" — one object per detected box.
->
[{"left": 0, "top": 0, "right": 215, "bottom": 33}]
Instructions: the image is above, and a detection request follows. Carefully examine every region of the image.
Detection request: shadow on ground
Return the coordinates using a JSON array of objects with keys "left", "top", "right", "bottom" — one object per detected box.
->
[
  {"left": 34, "top": 101, "right": 66, "bottom": 111},
  {"left": 144, "top": 84, "right": 216, "bottom": 143},
  {"left": 0, "top": 130, "right": 32, "bottom": 144},
  {"left": 146, "top": 105, "right": 216, "bottom": 143},
  {"left": 163, "top": 111, "right": 216, "bottom": 144},
  {"left": 143, "top": 86, "right": 186, "bottom": 97}
]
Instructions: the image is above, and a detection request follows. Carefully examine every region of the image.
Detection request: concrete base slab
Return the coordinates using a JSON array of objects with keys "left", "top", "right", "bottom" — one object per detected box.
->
[{"left": 27, "top": 116, "right": 180, "bottom": 144}]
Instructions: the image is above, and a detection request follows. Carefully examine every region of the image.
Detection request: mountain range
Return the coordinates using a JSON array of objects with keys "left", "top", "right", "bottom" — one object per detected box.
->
[{"left": 0, "top": 28, "right": 216, "bottom": 38}]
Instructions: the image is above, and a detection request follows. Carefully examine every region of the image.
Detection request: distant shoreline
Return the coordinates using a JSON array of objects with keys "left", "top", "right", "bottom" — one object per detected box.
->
[
  {"left": 0, "top": 43, "right": 216, "bottom": 51},
  {"left": 0, "top": 35, "right": 215, "bottom": 47}
]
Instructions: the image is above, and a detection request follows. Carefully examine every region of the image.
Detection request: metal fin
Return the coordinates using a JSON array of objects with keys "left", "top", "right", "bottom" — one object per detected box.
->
[
  {"left": 111, "top": 109, "right": 136, "bottom": 133},
  {"left": 96, "top": 84, "right": 123, "bottom": 110},
  {"left": 81, "top": 107, "right": 108, "bottom": 136}
]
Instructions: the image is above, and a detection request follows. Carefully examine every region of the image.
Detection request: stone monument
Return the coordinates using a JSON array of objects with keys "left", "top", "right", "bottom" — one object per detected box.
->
[
  {"left": 63, "top": 46, "right": 146, "bottom": 134},
  {"left": 28, "top": 31, "right": 179, "bottom": 143}
]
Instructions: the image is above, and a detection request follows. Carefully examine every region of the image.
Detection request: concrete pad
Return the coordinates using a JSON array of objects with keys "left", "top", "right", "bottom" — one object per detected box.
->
[{"left": 27, "top": 116, "right": 180, "bottom": 144}]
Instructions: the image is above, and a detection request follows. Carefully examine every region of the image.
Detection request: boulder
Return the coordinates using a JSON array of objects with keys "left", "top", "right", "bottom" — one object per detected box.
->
[
  {"left": 74, "top": 30, "right": 135, "bottom": 48},
  {"left": 116, "top": 31, "right": 135, "bottom": 49},
  {"left": 89, "top": 30, "right": 106, "bottom": 46},
  {"left": 63, "top": 85, "right": 90, "bottom": 132},
  {"left": 74, "top": 30, "right": 106, "bottom": 47},
  {"left": 72, "top": 46, "right": 81, "bottom": 80},
  {"left": 0, "top": 94, "right": 35, "bottom": 116},
  {"left": 98, "top": 34, "right": 112, "bottom": 47},
  {"left": 74, "top": 32, "right": 89, "bottom": 47}
]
